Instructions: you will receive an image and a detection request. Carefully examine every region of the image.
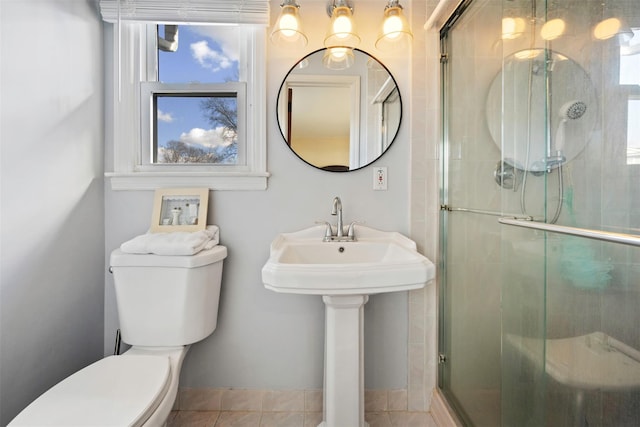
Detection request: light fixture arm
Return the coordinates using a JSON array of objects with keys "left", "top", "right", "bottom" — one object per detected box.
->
[
  {"left": 280, "top": 0, "right": 300, "bottom": 10},
  {"left": 326, "top": 0, "right": 354, "bottom": 18},
  {"left": 384, "top": 0, "right": 402, "bottom": 11}
]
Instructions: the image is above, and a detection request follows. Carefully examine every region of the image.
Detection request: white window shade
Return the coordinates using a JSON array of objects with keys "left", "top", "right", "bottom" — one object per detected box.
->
[{"left": 99, "top": 0, "right": 270, "bottom": 25}]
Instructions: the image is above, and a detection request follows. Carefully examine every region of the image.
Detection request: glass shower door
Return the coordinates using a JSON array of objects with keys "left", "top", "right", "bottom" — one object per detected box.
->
[
  {"left": 440, "top": 0, "right": 640, "bottom": 425},
  {"left": 498, "top": 0, "right": 640, "bottom": 425},
  {"left": 439, "top": 0, "right": 506, "bottom": 425}
]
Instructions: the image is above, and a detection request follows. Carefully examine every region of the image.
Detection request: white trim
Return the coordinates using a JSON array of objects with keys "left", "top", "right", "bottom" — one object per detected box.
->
[
  {"left": 279, "top": 74, "right": 360, "bottom": 169},
  {"left": 139, "top": 82, "right": 247, "bottom": 169},
  {"left": 106, "top": 22, "right": 268, "bottom": 191},
  {"left": 372, "top": 76, "right": 397, "bottom": 104},
  {"left": 99, "top": 0, "right": 270, "bottom": 25},
  {"left": 424, "top": 0, "right": 465, "bottom": 30},
  {"left": 106, "top": 172, "right": 269, "bottom": 191},
  {"left": 429, "top": 388, "right": 463, "bottom": 427}
]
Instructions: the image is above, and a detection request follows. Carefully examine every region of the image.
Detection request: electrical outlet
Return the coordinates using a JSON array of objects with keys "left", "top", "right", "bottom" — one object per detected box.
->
[{"left": 373, "top": 166, "right": 387, "bottom": 190}]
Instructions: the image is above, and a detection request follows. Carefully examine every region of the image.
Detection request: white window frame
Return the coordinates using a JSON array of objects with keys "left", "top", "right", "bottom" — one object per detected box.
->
[
  {"left": 140, "top": 82, "right": 247, "bottom": 169},
  {"left": 106, "top": 23, "right": 268, "bottom": 190}
]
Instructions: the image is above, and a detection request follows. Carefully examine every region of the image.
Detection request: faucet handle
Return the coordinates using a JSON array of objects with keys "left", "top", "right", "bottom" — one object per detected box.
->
[
  {"left": 315, "top": 221, "right": 334, "bottom": 239},
  {"left": 347, "top": 221, "right": 363, "bottom": 239}
]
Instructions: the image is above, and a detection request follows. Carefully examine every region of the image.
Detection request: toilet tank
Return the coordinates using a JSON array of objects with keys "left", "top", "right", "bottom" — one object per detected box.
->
[{"left": 110, "top": 245, "right": 227, "bottom": 347}]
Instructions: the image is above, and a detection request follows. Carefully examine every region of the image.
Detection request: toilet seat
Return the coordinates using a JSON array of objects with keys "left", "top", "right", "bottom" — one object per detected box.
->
[{"left": 9, "top": 355, "right": 171, "bottom": 427}]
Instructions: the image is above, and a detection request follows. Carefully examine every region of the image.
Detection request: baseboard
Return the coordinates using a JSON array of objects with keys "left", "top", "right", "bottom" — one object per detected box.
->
[
  {"left": 176, "top": 387, "right": 409, "bottom": 413},
  {"left": 430, "top": 388, "right": 463, "bottom": 427}
]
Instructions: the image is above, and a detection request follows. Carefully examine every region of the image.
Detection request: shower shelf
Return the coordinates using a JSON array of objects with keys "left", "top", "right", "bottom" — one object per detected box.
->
[{"left": 506, "top": 332, "right": 640, "bottom": 391}]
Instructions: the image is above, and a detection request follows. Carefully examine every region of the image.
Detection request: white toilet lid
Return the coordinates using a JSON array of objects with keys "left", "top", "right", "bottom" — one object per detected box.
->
[{"left": 10, "top": 355, "right": 171, "bottom": 427}]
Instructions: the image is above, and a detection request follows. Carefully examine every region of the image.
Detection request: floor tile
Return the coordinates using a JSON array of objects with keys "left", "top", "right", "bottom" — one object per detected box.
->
[
  {"left": 215, "top": 411, "right": 262, "bottom": 427},
  {"left": 259, "top": 412, "right": 305, "bottom": 427},
  {"left": 168, "top": 410, "right": 219, "bottom": 427}
]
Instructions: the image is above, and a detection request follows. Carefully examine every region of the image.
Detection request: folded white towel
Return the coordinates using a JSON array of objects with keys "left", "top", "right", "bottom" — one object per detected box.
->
[{"left": 120, "top": 225, "right": 220, "bottom": 256}]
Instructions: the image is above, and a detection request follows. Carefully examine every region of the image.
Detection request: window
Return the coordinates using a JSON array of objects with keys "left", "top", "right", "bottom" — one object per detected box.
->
[
  {"left": 141, "top": 82, "right": 245, "bottom": 167},
  {"left": 101, "top": 1, "right": 269, "bottom": 190},
  {"left": 621, "top": 28, "right": 640, "bottom": 165}
]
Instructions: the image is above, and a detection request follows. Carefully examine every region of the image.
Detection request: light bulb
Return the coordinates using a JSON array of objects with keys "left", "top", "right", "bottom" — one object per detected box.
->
[
  {"left": 324, "top": 4, "right": 359, "bottom": 49},
  {"left": 502, "top": 17, "right": 525, "bottom": 39},
  {"left": 270, "top": 2, "right": 307, "bottom": 48},
  {"left": 332, "top": 9, "right": 353, "bottom": 38},
  {"left": 331, "top": 47, "right": 348, "bottom": 59},
  {"left": 541, "top": 18, "right": 566, "bottom": 40},
  {"left": 383, "top": 15, "right": 403, "bottom": 39},
  {"left": 515, "top": 49, "right": 541, "bottom": 60},
  {"left": 594, "top": 18, "right": 621, "bottom": 39},
  {"left": 375, "top": 4, "right": 412, "bottom": 50},
  {"left": 279, "top": 13, "right": 299, "bottom": 37}
]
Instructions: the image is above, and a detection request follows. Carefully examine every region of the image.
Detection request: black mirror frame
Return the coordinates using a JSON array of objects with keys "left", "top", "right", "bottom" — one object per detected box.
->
[{"left": 276, "top": 48, "right": 403, "bottom": 173}]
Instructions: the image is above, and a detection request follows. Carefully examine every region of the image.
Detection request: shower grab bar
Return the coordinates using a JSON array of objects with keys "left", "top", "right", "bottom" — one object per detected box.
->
[
  {"left": 442, "top": 205, "right": 535, "bottom": 221},
  {"left": 499, "top": 217, "right": 640, "bottom": 247}
]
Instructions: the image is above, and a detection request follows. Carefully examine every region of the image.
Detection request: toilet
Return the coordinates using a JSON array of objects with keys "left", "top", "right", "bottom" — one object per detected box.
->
[{"left": 9, "top": 244, "right": 227, "bottom": 427}]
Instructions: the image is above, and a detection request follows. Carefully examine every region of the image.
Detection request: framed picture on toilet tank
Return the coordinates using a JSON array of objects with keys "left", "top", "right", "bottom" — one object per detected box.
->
[{"left": 150, "top": 188, "right": 209, "bottom": 233}]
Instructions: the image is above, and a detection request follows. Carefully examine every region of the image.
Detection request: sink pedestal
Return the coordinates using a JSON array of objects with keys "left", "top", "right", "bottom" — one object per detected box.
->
[
  {"left": 320, "top": 295, "right": 370, "bottom": 427},
  {"left": 262, "top": 225, "right": 436, "bottom": 427}
]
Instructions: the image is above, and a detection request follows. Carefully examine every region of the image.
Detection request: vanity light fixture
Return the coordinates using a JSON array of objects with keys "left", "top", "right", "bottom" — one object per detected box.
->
[
  {"left": 501, "top": 16, "right": 526, "bottom": 40},
  {"left": 271, "top": 0, "right": 308, "bottom": 48},
  {"left": 375, "top": 0, "right": 413, "bottom": 50},
  {"left": 593, "top": 17, "right": 633, "bottom": 44},
  {"left": 593, "top": 2, "right": 633, "bottom": 45},
  {"left": 322, "top": 47, "right": 355, "bottom": 70},
  {"left": 540, "top": 18, "right": 566, "bottom": 41},
  {"left": 324, "top": 0, "right": 360, "bottom": 49}
]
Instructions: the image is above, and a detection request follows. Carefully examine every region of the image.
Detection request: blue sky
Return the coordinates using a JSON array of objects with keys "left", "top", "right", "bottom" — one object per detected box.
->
[{"left": 155, "top": 25, "right": 239, "bottom": 157}]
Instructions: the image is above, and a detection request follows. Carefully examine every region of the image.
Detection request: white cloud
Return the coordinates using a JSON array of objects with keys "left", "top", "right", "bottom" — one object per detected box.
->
[
  {"left": 190, "top": 40, "right": 233, "bottom": 72},
  {"left": 179, "top": 127, "right": 229, "bottom": 148},
  {"left": 191, "top": 27, "right": 239, "bottom": 62},
  {"left": 157, "top": 109, "right": 174, "bottom": 123}
]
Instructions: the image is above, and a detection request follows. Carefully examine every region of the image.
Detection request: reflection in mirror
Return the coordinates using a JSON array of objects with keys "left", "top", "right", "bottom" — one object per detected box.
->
[
  {"left": 486, "top": 49, "right": 597, "bottom": 173},
  {"left": 277, "top": 49, "right": 402, "bottom": 171}
]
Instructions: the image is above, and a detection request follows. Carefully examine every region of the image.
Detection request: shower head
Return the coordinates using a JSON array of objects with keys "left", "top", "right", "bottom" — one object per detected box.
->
[
  {"left": 555, "top": 100, "right": 587, "bottom": 153},
  {"left": 559, "top": 100, "right": 587, "bottom": 121}
]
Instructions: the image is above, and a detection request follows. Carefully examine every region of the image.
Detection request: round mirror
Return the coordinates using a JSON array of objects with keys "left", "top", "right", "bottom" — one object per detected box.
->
[
  {"left": 486, "top": 49, "right": 598, "bottom": 173},
  {"left": 276, "top": 48, "right": 402, "bottom": 172}
]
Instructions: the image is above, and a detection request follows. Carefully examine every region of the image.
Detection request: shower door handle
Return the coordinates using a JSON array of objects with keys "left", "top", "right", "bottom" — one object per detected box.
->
[{"left": 499, "top": 218, "right": 640, "bottom": 247}]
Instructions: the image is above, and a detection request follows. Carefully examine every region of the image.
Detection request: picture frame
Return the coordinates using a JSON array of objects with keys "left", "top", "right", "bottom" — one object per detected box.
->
[{"left": 150, "top": 188, "right": 209, "bottom": 233}]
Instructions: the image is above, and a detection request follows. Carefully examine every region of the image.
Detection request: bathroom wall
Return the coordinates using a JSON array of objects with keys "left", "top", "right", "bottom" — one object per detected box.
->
[
  {"left": 0, "top": 0, "right": 105, "bottom": 424},
  {"left": 103, "top": 0, "right": 422, "bottom": 392},
  {"left": 408, "top": 0, "right": 441, "bottom": 412}
]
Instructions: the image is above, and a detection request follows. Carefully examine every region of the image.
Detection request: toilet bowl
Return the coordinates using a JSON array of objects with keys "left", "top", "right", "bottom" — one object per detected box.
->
[{"left": 9, "top": 245, "right": 227, "bottom": 426}]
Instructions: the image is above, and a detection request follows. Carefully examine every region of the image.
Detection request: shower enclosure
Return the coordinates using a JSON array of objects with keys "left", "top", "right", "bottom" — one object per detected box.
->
[{"left": 438, "top": 0, "right": 640, "bottom": 425}]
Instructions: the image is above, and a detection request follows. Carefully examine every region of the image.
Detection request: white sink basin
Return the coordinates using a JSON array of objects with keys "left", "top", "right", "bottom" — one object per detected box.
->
[
  {"left": 262, "top": 225, "right": 435, "bottom": 295},
  {"left": 262, "top": 224, "right": 435, "bottom": 427}
]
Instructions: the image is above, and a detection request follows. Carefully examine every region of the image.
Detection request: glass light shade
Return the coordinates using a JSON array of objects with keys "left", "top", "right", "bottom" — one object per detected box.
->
[
  {"left": 593, "top": 17, "right": 633, "bottom": 44},
  {"left": 514, "top": 49, "right": 541, "bottom": 60},
  {"left": 375, "top": 6, "right": 412, "bottom": 50},
  {"left": 270, "top": 3, "right": 308, "bottom": 48},
  {"left": 502, "top": 17, "right": 526, "bottom": 39},
  {"left": 540, "top": 18, "right": 566, "bottom": 40},
  {"left": 322, "top": 47, "right": 355, "bottom": 70},
  {"left": 324, "top": 6, "right": 360, "bottom": 48}
]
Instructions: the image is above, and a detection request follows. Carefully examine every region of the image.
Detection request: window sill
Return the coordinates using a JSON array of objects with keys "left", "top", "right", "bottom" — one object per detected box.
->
[{"left": 106, "top": 171, "right": 270, "bottom": 191}]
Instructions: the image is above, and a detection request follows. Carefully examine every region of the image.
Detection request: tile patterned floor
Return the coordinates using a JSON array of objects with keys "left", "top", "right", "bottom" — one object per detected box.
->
[{"left": 167, "top": 410, "right": 438, "bottom": 427}]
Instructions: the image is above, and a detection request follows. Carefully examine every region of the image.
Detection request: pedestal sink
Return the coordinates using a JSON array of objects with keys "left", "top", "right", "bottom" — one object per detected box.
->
[{"left": 262, "top": 225, "right": 435, "bottom": 427}]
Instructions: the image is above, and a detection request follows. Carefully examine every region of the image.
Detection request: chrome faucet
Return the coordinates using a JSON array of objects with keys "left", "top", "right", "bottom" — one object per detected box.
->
[
  {"left": 320, "top": 196, "right": 357, "bottom": 242},
  {"left": 332, "top": 196, "right": 344, "bottom": 238}
]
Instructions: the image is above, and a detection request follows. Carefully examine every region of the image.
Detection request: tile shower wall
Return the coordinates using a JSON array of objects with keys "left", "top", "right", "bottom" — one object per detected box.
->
[{"left": 408, "top": 0, "right": 442, "bottom": 413}]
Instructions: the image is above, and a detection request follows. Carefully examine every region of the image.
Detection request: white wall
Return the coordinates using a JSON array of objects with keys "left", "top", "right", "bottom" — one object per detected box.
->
[
  {"left": 103, "top": 0, "right": 417, "bottom": 391},
  {"left": 0, "top": 0, "right": 105, "bottom": 424}
]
